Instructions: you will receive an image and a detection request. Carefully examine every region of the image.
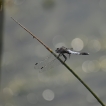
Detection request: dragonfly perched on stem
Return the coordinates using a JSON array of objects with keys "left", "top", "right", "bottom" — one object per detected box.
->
[
  {"left": 34, "top": 46, "right": 89, "bottom": 73},
  {"left": 11, "top": 17, "right": 105, "bottom": 106}
]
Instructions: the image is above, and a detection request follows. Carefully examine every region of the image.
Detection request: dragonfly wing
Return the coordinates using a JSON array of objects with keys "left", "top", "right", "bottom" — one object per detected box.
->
[
  {"left": 38, "top": 54, "right": 67, "bottom": 73},
  {"left": 38, "top": 58, "right": 61, "bottom": 73},
  {"left": 34, "top": 54, "right": 52, "bottom": 69},
  {"left": 34, "top": 54, "right": 58, "bottom": 73},
  {"left": 34, "top": 54, "right": 66, "bottom": 73}
]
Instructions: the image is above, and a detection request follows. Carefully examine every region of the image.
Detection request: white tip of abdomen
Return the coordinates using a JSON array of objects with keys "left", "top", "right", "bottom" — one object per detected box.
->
[{"left": 67, "top": 50, "right": 80, "bottom": 55}]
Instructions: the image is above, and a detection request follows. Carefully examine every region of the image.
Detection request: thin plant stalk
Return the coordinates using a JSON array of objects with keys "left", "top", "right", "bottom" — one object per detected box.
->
[{"left": 11, "top": 17, "right": 105, "bottom": 106}]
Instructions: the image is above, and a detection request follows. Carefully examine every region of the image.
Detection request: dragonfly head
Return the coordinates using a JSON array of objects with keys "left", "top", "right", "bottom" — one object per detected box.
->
[{"left": 55, "top": 48, "right": 60, "bottom": 53}]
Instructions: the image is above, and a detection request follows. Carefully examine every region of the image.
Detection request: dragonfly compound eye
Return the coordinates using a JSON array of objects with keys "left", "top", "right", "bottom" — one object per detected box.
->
[{"left": 55, "top": 48, "right": 60, "bottom": 53}]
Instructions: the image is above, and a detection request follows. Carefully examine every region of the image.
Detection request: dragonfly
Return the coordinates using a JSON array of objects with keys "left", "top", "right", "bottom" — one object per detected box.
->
[{"left": 34, "top": 46, "right": 89, "bottom": 73}]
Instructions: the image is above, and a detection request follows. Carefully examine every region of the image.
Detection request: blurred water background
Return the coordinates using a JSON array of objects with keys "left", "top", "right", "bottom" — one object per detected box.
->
[{"left": 1, "top": 0, "right": 106, "bottom": 106}]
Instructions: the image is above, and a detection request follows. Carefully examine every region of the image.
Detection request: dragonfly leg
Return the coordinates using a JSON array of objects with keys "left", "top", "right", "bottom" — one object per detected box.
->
[
  {"left": 57, "top": 53, "right": 62, "bottom": 57},
  {"left": 57, "top": 53, "right": 67, "bottom": 62},
  {"left": 62, "top": 54, "right": 67, "bottom": 62}
]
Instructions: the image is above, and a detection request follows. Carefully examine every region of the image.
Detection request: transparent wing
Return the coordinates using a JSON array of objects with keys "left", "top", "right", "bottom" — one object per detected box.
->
[
  {"left": 34, "top": 54, "right": 53, "bottom": 69},
  {"left": 34, "top": 54, "right": 57, "bottom": 73},
  {"left": 34, "top": 54, "right": 64, "bottom": 73},
  {"left": 39, "top": 58, "right": 60, "bottom": 73}
]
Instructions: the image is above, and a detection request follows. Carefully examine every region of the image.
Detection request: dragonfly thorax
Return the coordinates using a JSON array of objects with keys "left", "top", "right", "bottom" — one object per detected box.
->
[{"left": 55, "top": 46, "right": 68, "bottom": 54}]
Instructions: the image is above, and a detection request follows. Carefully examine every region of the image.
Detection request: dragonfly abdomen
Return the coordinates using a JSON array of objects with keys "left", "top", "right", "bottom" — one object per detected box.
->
[{"left": 80, "top": 52, "right": 89, "bottom": 55}]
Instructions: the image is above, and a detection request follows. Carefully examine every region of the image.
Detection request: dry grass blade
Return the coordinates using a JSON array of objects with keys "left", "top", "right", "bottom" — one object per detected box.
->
[{"left": 11, "top": 17, "right": 105, "bottom": 106}]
